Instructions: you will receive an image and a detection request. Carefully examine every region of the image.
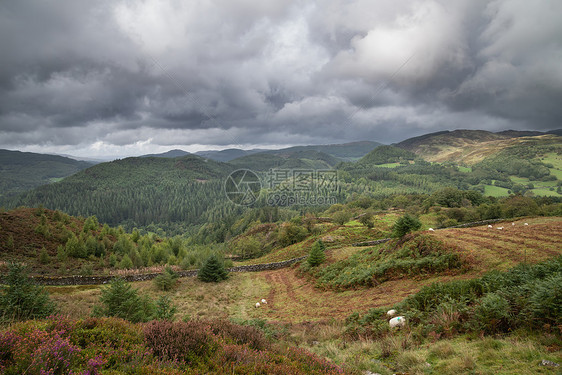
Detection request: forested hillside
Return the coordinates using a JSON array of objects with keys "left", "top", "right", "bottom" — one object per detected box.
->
[
  {"left": 0, "top": 149, "right": 93, "bottom": 205},
  {"left": 15, "top": 155, "right": 236, "bottom": 230},
  {"left": 230, "top": 150, "right": 340, "bottom": 171}
]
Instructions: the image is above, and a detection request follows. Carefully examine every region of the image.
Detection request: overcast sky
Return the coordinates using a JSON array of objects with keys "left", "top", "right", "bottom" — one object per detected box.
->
[{"left": 1, "top": 0, "right": 561, "bottom": 158}]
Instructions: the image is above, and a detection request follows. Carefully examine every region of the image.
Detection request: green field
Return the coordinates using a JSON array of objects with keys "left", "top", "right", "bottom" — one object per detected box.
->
[
  {"left": 375, "top": 162, "right": 401, "bottom": 168},
  {"left": 484, "top": 184, "right": 510, "bottom": 197},
  {"left": 541, "top": 152, "right": 562, "bottom": 179}
]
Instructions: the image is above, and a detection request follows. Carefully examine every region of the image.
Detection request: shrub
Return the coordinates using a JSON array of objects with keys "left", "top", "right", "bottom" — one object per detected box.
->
[
  {"left": 392, "top": 214, "right": 422, "bottom": 238},
  {"left": 332, "top": 210, "right": 352, "bottom": 225},
  {"left": 472, "top": 292, "right": 511, "bottom": 333},
  {"left": 307, "top": 240, "right": 326, "bottom": 267},
  {"left": 0, "top": 326, "right": 81, "bottom": 374},
  {"left": 0, "top": 263, "right": 55, "bottom": 322},
  {"left": 210, "top": 320, "right": 270, "bottom": 350},
  {"left": 277, "top": 222, "right": 308, "bottom": 247},
  {"left": 92, "top": 278, "right": 153, "bottom": 323},
  {"left": 143, "top": 320, "right": 216, "bottom": 363},
  {"left": 527, "top": 273, "right": 562, "bottom": 326},
  {"left": 358, "top": 212, "right": 374, "bottom": 228},
  {"left": 154, "top": 266, "right": 179, "bottom": 291},
  {"left": 198, "top": 255, "right": 228, "bottom": 283}
]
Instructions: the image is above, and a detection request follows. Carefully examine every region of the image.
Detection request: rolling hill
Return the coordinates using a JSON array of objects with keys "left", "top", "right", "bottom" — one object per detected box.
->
[
  {"left": 196, "top": 141, "right": 381, "bottom": 162},
  {"left": 0, "top": 149, "right": 93, "bottom": 205},
  {"left": 195, "top": 148, "right": 266, "bottom": 162},
  {"left": 140, "top": 149, "right": 191, "bottom": 158},
  {"left": 229, "top": 150, "right": 341, "bottom": 171},
  {"left": 394, "top": 129, "right": 562, "bottom": 165}
]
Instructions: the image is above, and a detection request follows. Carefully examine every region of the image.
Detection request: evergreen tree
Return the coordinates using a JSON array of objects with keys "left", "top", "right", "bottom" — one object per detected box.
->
[
  {"left": 93, "top": 278, "right": 153, "bottom": 323},
  {"left": 154, "top": 295, "right": 177, "bottom": 321},
  {"left": 38, "top": 247, "right": 50, "bottom": 264},
  {"left": 307, "top": 240, "right": 326, "bottom": 267},
  {"left": 198, "top": 255, "right": 228, "bottom": 282},
  {"left": 0, "top": 263, "right": 55, "bottom": 321},
  {"left": 65, "top": 233, "right": 87, "bottom": 258},
  {"left": 154, "top": 266, "right": 179, "bottom": 291},
  {"left": 392, "top": 213, "right": 422, "bottom": 238},
  {"left": 119, "top": 254, "right": 134, "bottom": 269}
]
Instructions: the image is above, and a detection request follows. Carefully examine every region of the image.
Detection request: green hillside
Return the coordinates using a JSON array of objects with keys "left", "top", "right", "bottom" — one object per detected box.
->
[
  {"left": 0, "top": 149, "right": 93, "bottom": 205},
  {"left": 268, "top": 141, "right": 382, "bottom": 161}
]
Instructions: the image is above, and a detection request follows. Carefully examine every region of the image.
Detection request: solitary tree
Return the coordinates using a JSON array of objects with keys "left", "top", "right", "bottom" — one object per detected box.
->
[
  {"left": 198, "top": 255, "right": 229, "bottom": 282},
  {"left": 307, "top": 240, "right": 326, "bottom": 267},
  {"left": 392, "top": 214, "right": 422, "bottom": 238}
]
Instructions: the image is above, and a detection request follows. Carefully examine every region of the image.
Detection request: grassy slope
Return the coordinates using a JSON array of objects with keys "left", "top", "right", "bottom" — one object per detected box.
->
[
  {"left": 35, "top": 216, "right": 562, "bottom": 374},
  {"left": 50, "top": 217, "right": 562, "bottom": 323},
  {"left": 0, "top": 207, "right": 96, "bottom": 274},
  {"left": 396, "top": 131, "right": 561, "bottom": 166}
]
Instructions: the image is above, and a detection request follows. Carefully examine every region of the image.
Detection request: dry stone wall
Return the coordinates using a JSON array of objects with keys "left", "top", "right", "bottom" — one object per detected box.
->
[{"left": 24, "top": 256, "right": 307, "bottom": 286}]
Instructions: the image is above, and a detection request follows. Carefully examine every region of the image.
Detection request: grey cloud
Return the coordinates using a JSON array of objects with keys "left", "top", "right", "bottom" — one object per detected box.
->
[{"left": 0, "top": 0, "right": 560, "bottom": 156}]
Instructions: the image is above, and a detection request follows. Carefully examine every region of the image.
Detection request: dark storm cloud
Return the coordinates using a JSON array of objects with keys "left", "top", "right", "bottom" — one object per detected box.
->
[{"left": 0, "top": 0, "right": 561, "bottom": 157}]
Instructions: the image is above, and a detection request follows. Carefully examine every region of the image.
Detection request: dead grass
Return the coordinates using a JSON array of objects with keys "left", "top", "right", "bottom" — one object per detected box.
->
[{"left": 434, "top": 217, "right": 562, "bottom": 272}]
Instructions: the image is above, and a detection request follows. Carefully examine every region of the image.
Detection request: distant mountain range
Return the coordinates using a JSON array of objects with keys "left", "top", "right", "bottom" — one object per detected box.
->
[
  {"left": 3, "top": 129, "right": 561, "bottom": 227},
  {"left": 140, "top": 149, "right": 192, "bottom": 158},
  {"left": 193, "top": 141, "right": 382, "bottom": 162}
]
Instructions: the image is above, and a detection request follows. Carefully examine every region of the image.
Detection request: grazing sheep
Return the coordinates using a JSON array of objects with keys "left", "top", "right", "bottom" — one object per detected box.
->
[
  {"left": 524, "top": 223, "right": 529, "bottom": 226},
  {"left": 255, "top": 302, "right": 261, "bottom": 308},
  {"left": 488, "top": 225, "right": 493, "bottom": 229},
  {"left": 512, "top": 222, "right": 515, "bottom": 226},
  {"left": 389, "top": 316, "right": 406, "bottom": 328},
  {"left": 261, "top": 298, "right": 267, "bottom": 305},
  {"left": 428, "top": 228, "right": 434, "bottom": 232},
  {"left": 387, "top": 309, "right": 397, "bottom": 317},
  {"left": 497, "top": 227, "right": 504, "bottom": 230}
]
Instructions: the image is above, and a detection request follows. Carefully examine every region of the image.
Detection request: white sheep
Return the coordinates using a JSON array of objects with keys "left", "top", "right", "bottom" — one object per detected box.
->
[
  {"left": 389, "top": 316, "right": 406, "bottom": 328},
  {"left": 255, "top": 302, "right": 261, "bottom": 308},
  {"left": 512, "top": 222, "right": 515, "bottom": 226},
  {"left": 428, "top": 228, "right": 434, "bottom": 232},
  {"left": 524, "top": 223, "right": 529, "bottom": 226},
  {"left": 488, "top": 225, "right": 493, "bottom": 229},
  {"left": 261, "top": 298, "right": 267, "bottom": 305},
  {"left": 497, "top": 227, "right": 504, "bottom": 230},
  {"left": 387, "top": 309, "right": 397, "bottom": 317}
]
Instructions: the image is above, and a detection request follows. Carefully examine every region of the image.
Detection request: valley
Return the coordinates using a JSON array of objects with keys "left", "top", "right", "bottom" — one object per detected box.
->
[{"left": 1, "top": 129, "right": 561, "bottom": 374}]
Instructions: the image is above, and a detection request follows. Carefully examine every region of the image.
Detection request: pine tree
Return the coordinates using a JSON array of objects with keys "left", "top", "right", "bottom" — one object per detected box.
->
[
  {"left": 198, "top": 255, "right": 228, "bottom": 282},
  {"left": 392, "top": 214, "right": 422, "bottom": 238},
  {"left": 93, "top": 278, "right": 153, "bottom": 323},
  {"left": 0, "top": 263, "right": 55, "bottom": 321},
  {"left": 38, "top": 247, "right": 50, "bottom": 264},
  {"left": 307, "top": 240, "right": 326, "bottom": 267},
  {"left": 119, "top": 254, "right": 134, "bottom": 269}
]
